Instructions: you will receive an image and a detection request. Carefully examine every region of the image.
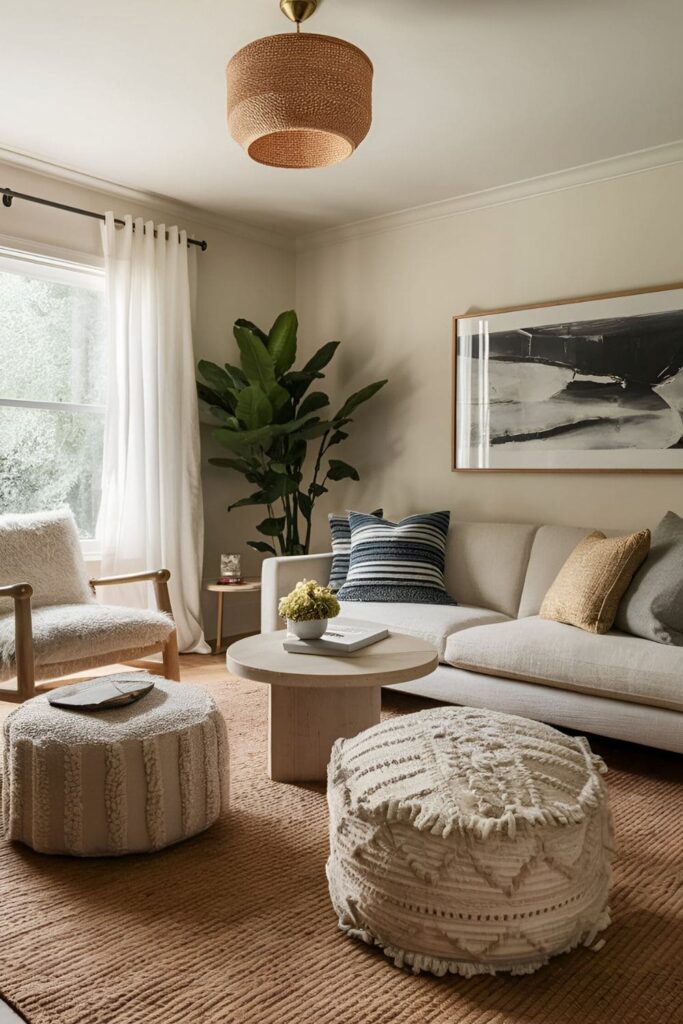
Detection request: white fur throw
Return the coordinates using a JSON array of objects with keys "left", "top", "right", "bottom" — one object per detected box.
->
[
  {"left": 0, "top": 510, "right": 93, "bottom": 612},
  {"left": 2, "top": 677, "right": 229, "bottom": 855},
  {"left": 0, "top": 604, "right": 174, "bottom": 682},
  {"left": 327, "top": 706, "right": 614, "bottom": 977}
]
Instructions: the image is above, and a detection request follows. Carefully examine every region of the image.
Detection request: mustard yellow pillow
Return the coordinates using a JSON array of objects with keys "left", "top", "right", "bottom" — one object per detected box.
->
[{"left": 540, "top": 529, "right": 651, "bottom": 634}]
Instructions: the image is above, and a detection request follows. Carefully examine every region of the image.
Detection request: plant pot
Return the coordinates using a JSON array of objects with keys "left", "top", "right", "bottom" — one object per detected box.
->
[{"left": 287, "top": 618, "right": 328, "bottom": 640}]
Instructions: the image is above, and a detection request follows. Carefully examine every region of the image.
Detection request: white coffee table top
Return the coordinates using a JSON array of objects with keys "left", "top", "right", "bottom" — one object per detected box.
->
[{"left": 227, "top": 627, "right": 438, "bottom": 689}]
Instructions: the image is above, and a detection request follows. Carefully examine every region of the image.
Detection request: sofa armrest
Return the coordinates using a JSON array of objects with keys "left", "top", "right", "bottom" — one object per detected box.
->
[{"left": 260, "top": 553, "right": 334, "bottom": 633}]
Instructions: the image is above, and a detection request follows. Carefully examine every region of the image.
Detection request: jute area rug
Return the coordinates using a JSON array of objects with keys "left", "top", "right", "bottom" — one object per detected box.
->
[{"left": 0, "top": 672, "right": 681, "bottom": 1024}]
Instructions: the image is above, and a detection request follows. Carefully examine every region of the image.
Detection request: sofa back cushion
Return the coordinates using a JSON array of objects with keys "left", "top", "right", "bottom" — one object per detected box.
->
[
  {"left": 518, "top": 524, "right": 623, "bottom": 618},
  {"left": 445, "top": 522, "right": 537, "bottom": 617},
  {"left": 0, "top": 510, "right": 94, "bottom": 613}
]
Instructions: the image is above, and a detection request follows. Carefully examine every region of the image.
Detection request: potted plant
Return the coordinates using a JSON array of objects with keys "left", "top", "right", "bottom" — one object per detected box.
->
[
  {"left": 196, "top": 310, "right": 387, "bottom": 556},
  {"left": 278, "top": 580, "right": 340, "bottom": 640}
]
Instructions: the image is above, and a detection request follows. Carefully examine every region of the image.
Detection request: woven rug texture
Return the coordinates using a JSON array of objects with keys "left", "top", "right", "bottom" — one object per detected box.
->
[{"left": 0, "top": 676, "right": 681, "bottom": 1024}]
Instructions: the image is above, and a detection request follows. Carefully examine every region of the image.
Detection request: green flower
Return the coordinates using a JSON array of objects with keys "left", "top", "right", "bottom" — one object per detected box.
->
[{"left": 278, "top": 579, "right": 341, "bottom": 622}]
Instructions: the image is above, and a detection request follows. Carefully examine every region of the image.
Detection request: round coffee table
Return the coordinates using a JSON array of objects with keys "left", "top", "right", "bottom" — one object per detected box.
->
[{"left": 227, "top": 627, "right": 438, "bottom": 783}]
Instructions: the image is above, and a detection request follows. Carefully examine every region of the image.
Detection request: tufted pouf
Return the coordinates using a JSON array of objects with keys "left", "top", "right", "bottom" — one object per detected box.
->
[
  {"left": 327, "top": 706, "right": 614, "bottom": 977},
  {"left": 1, "top": 675, "right": 229, "bottom": 856}
]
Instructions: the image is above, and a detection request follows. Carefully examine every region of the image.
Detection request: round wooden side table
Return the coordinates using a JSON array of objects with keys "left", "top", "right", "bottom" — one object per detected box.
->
[
  {"left": 227, "top": 627, "right": 438, "bottom": 783},
  {"left": 206, "top": 579, "right": 261, "bottom": 654}
]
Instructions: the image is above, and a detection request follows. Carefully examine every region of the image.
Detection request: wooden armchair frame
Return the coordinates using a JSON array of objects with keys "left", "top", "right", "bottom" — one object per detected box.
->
[{"left": 1, "top": 569, "right": 180, "bottom": 703}]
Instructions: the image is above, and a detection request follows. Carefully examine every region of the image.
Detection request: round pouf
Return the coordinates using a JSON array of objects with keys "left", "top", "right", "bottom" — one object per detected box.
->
[
  {"left": 327, "top": 706, "right": 614, "bottom": 977},
  {"left": 1, "top": 676, "right": 229, "bottom": 856}
]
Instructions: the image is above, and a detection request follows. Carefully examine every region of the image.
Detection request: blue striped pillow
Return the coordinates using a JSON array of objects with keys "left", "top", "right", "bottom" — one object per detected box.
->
[
  {"left": 337, "top": 511, "right": 456, "bottom": 605},
  {"left": 328, "top": 509, "right": 383, "bottom": 591}
]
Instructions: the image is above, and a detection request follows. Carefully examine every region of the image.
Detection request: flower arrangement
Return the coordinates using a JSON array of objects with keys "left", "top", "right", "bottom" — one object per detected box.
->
[{"left": 279, "top": 580, "right": 340, "bottom": 623}]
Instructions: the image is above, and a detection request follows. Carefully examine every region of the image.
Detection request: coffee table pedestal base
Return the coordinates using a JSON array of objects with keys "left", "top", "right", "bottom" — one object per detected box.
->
[{"left": 268, "top": 684, "right": 381, "bottom": 783}]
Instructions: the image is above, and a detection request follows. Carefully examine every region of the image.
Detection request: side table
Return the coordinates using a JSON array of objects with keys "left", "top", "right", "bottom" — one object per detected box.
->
[{"left": 206, "top": 579, "right": 261, "bottom": 654}]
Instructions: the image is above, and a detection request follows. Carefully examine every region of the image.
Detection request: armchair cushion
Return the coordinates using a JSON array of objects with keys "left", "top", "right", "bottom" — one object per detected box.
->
[
  {"left": 0, "top": 603, "right": 174, "bottom": 682},
  {"left": 0, "top": 510, "right": 93, "bottom": 613}
]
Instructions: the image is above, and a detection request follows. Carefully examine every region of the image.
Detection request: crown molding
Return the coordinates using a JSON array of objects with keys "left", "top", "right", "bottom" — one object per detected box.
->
[
  {"left": 0, "top": 144, "right": 294, "bottom": 252},
  {"left": 295, "top": 140, "right": 683, "bottom": 252}
]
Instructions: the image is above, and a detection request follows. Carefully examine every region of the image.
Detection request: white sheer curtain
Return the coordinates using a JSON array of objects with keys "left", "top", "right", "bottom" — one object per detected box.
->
[{"left": 98, "top": 213, "right": 209, "bottom": 653}]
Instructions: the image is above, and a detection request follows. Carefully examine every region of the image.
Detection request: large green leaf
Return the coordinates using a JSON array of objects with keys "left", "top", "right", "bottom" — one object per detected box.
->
[
  {"left": 198, "top": 360, "right": 232, "bottom": 393},
  {"left": 302, "top": 340, "right": 340, "bottom": 374},
  {"left": 267, "top": 310, "right": 298, "bottom": 375},
  {"left": 298, "top": 492, "right": 312, "bottom": 518},
  {"left": 262, "top": 480, "right": 298, "bottom": 504},
  {"left": 292, "top": 419, "right": 332, "bottom": 441},
  {"left": 268, "top": 382, "right": 291, "bottom": 413},
  {"left": 333, "top": 380, "right": 388, "bottom": 423},
  {"left": 197, "top": 382, "right": 235, "bottom": 412},
  {"left": 213, "top": 426, "right": 272, "bottom": 452},
  {"left": 248, "top": 540, "right": 277, "bottom": 555},
  {"left": 234, "top": 325, "right": 275, "bottom": 389},
  {"left": 224, "top": 363, "right": 249, "bottom": 391},
  {"left": 297, "top": 391, "right": 330, "bottom": 418},
  {"left": 234, "top": 318, "right": 268, "bottom": 346},
  {"left": 257, "top": 516, "right": 286, "bottom": 537},
  {"left": 281, "top": 369, "right": 324, "bottom": 402},
  {"left": 327, "top": 459, "right": 360, "bottom": 481},
  {"left": 228, "top": 491, "right": 268, "bottom": 511},
  {"left": 236, "top": 385, "right": 273, "bottom": 430}
]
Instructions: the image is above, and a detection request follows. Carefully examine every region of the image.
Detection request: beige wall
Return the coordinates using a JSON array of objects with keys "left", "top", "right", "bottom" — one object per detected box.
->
[
  {"left": 295, "top": 162, "right": 683, "bottom": 552},
  {"left": 0, "top": 161, "right": 295, "bottom": 639}
]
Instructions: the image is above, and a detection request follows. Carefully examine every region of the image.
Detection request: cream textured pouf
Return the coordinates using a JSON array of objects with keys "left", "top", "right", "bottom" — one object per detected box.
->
[
  {"left": 327, "top": 706, "right": 614, "bottom": 977},
  {"left": 1, "top": 675, "right": 229, "bottom": 856}
]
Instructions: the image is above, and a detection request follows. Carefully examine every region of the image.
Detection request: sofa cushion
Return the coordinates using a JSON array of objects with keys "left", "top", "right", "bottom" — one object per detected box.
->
[
  {"left": 616, "top": 511, "right": 683, "bottom": 646},
  {"left": 0, "top": 510, "right": 93, "bottom": 613},
  {"left": 444, "top": 616, "right": 683, "bottom": 712},
  {"left": 0, "top": 603, "right": 174, "bottom": 682},
  {"left": 338, "top": 601, "right": 509, "bottom": 660},
  {"left": 337, "top": 511, "right": 456, "bottom": 605},
  {"left": 445, "top": 521, "right": 537, "bottom": 617},
  {"left": 540, "top": 529, "right": 651, "bottom": 634},
  {"left": 328, "top": 509, "right": 383, "bottom": 592},
  {"left": 518, "top": 525, "right": 622, "bottom": 619}
]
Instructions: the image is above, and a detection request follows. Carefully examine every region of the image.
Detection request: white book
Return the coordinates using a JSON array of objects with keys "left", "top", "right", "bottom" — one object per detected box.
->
[{"left": 283, "top": 621, "right": 389, "bottom": 655}]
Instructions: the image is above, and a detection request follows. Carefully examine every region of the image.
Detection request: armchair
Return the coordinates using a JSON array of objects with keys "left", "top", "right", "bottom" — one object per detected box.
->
[{"left": 0, "top": 511, "right": 180, "bottom": 702}]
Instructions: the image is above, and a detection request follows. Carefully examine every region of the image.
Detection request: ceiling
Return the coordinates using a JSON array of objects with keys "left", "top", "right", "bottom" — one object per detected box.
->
[{"left": 2, "top": 0, "right": 683, "bottom": 237}]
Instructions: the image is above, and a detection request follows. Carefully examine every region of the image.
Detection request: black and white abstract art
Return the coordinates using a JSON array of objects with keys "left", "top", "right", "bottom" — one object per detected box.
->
[{"left": 453, "top": 286, "right": 683, "bottom": 470}]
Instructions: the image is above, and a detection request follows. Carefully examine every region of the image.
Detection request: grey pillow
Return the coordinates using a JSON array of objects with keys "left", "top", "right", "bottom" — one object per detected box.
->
[{"left": 616, "top": 511, "right": 683, "bottom": 645}]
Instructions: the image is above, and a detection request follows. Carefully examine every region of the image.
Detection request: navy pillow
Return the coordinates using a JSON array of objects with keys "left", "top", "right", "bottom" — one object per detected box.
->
[
  {"left": 337, "top": 511, "right": 456, "bottom": 605},
  {"left": 328, "top": 508, "right": 383, "bottom": 591}
]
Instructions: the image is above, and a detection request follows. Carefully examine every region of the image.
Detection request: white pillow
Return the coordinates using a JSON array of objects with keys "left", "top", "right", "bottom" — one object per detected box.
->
[{"left": 0, "top": 510, "right": 94, "bottom": 612}]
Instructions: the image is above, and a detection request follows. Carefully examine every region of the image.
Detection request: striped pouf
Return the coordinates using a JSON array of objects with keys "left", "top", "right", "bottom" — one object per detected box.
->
[
  {"left": 1, "top": 676, "right": 229, "bottom": 856},
  {"left": 327, "top": 706, "right": 614, "bottom": 976}
]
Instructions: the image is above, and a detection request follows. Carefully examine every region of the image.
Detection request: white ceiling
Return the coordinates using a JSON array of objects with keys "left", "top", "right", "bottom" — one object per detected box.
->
[{"left": 2, "top": 0, "right": 683, "bottom": 237}]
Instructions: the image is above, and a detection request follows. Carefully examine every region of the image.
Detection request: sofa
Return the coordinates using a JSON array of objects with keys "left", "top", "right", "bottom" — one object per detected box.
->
[{"left": 261, "top": 521, "right": 683, "bottom": 755}]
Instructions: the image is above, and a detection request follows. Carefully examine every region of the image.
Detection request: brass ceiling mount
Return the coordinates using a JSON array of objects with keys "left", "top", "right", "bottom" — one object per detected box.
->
[{"left": 280, "top": 0, "right": 318, "bottom": 24}]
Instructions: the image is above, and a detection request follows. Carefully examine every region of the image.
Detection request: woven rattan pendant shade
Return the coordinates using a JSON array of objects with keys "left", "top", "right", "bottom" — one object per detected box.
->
[{"left": 227, "top": 33, "right": 373, "bottom": 168}]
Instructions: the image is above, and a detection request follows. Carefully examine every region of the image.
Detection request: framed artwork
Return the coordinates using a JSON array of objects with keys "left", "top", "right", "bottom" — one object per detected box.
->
[{"left": 452, "top": 284, "right": 683, "bottom": 472}]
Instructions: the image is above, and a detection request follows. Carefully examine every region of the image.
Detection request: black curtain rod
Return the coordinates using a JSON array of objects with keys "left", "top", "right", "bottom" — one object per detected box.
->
[{"left": 1, "top": 186, "right": 208, "bottom": 251}]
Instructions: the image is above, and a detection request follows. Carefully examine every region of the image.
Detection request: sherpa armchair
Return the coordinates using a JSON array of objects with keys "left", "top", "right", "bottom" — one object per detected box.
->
[{"left": 0, "top": 510, "right": 180, "bottom": 702}]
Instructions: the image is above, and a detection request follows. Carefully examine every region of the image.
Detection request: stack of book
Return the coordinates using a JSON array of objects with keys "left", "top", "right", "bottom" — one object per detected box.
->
[{"left": 283, "top": 622, "right": 389, "bottom": 656}]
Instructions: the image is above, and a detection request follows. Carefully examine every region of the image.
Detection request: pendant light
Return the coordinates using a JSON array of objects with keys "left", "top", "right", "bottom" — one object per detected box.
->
[{"left": 227, "top": 0, "right": 373, "bottom": 169}]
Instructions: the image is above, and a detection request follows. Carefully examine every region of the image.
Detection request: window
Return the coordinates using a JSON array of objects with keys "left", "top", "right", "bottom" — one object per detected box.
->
[{"left": 0, "top": 246, "right": 106, "bottom": 551}]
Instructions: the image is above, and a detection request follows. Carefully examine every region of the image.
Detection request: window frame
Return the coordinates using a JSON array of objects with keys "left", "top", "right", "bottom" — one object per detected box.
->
[{"left": 0, "top": 237, "right": 106, "bottom": 558}]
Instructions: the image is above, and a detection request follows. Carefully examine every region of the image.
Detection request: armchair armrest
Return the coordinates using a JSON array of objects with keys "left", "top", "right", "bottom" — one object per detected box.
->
[
  {"left": 90, "top": 568, "right": 173, "bottom": 616},
  {"left": 260, "top": 553, "right": 333, "bottom": 633},
  {"left": 0, "top": 583, "right": 35, "bottom": 700}
]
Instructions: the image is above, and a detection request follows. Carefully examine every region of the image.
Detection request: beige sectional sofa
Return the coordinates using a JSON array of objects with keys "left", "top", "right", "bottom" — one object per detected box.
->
[{"left": 260, "top": 521, "right": 683, "bottom": 754}]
